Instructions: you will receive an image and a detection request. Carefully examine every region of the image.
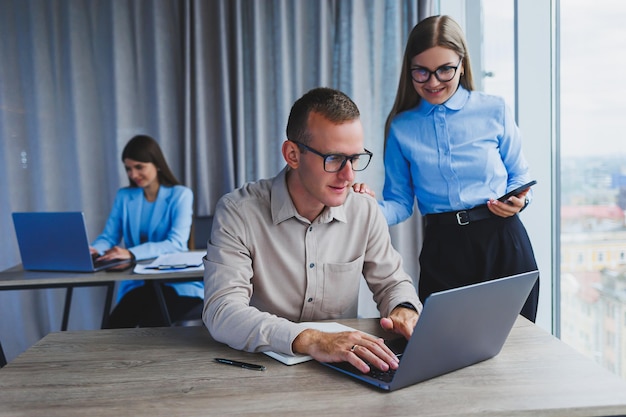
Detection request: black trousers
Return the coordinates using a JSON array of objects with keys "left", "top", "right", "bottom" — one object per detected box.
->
[
  {"left": 105, "top": 284, "right": 203, "bottom": 328},
  {"left": 419, "top": 214, "right": 539, "bottom": 322}
]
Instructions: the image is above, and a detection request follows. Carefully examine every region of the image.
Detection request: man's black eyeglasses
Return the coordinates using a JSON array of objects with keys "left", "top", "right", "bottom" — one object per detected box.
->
[
  {"left": 293, "top": 142, "right": 373, "bottom": 173},
  {"left": 410, "top": 57, "right": 463, "bottom": 83}
]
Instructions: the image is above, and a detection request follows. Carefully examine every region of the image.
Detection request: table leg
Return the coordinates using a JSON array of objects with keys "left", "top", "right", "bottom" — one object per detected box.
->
[
  {"left": 152, "top": 281, "right": 172, "bottom": 326},
  {"left": 61, "top": 287, "right": 74, "bottom": 331},
  {"left": 101, "top": 282, "right": 115, "bottom": 329},
  {"left": 0, "top": 340, "right": 7, "bottom": 368}
]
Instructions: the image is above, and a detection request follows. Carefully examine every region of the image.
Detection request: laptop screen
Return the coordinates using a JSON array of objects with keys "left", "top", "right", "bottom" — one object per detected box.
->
[{"left": 13, "top": 212, "right": 97, "bottom": 272}]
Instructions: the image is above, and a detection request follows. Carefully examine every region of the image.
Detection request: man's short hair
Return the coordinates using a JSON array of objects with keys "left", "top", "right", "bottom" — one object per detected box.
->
[{"left": 286, "top": 87, "right": 360, "bottom": 145}]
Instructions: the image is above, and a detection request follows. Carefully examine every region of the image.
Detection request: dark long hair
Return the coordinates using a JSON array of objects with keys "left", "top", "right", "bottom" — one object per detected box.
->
[{"left": 121, "top": 135, "right": 180, "bottom": 187}]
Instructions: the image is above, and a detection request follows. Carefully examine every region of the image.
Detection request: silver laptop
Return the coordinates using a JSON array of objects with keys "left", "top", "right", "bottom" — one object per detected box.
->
[
  {"left": 320, "top": 270, "right": 539, "bottom": 391},
  {"left": 12, "top": 212, "right": 129, "bottom": 272}
]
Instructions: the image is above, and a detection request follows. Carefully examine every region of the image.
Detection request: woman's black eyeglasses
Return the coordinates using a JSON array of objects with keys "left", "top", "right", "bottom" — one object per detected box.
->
[{"left": 410, "top": 57, "right": 463, "bottom": 83}]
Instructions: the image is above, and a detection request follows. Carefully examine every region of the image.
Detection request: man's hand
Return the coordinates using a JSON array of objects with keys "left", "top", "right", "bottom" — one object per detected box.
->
[
  {"left": 292, "top": 329, "right": 399, "bottom": 374},
  {"left": 380, "top": 305, "right": 420, "bottom": 340}
]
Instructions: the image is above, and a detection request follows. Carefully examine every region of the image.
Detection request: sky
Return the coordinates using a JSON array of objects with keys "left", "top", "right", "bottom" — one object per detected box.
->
[
  {"left": 559, "top": 0, "right": 626, "bottom": 157},
  {"left": 481, "top": 0, "right": 626, "bottom": 158}
]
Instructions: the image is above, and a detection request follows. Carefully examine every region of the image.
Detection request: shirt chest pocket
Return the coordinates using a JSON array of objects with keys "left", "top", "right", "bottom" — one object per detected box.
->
[{"left": 320, "top": 255, "right": 364, "bottom": 315}]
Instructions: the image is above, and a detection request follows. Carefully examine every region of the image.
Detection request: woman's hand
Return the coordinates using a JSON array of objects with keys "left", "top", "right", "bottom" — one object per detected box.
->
[
  {"left": 95, "top": 246, "right": 133, "bottom": 261},
  {"left": 352, "top": 183, "right": 376, "bottom": 198},
  {"left": 487, "top": 189, "right": 530, "bottom": 218}
]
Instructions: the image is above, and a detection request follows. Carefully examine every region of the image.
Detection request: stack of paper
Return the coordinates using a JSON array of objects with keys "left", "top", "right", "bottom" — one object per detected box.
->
[
  {"left": 133, "top": 250, "right": 206, "bottom": 274},
  {"left": 264, "top": 322, "right": 358, "bottom": 365}
]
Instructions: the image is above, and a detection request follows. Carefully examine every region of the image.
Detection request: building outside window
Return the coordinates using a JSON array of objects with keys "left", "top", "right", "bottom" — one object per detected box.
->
[
  {"left": 444, "top": 0, "right": 626, "bottom": 380},
  {"left": 559, "top": 0, "right": 626, "bottom": 380}
]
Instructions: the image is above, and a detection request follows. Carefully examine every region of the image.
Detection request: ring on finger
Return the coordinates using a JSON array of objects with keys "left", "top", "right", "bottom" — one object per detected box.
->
[{"left": 350, "top": 344, "right": 358, "bottom": 352}]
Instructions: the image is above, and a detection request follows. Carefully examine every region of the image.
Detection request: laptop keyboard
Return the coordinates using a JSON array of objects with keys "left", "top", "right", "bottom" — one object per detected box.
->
[
  {"left": 331, "top": 357, "right": 400, "bottom": 383},
  {"left": 366, "top": 365, "right": 397, "bottom": 383}
]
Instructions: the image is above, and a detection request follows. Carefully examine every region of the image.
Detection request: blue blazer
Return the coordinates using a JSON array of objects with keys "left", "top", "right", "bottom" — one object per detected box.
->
[{"left": 92, "top": 185, "right": 202, "bottom": 300}]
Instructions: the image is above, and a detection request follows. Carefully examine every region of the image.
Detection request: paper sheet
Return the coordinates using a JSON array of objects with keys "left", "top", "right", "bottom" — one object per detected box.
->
[
  {"left": 264, "top": 322, "right": 358, "bottom": 365},
  {"left": 133, "top": 250, "right": 206, "bottom": 274}
]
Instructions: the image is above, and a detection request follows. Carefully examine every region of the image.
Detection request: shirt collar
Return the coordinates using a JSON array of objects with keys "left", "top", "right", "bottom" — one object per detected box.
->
[
  {"left": 418, "top": 85, "right": 469, "bottom": 114},
  {"left": 270, "top": 166, "right": 348, "bottom": 225}
]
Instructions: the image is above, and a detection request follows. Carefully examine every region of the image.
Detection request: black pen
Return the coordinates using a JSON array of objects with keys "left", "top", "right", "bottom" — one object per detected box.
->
[
  {"left": 214, "top": 357, "right": 266, "bottom": 371},
  {"left": 144, "top": 264, "right": 201, "bottom": 270}
]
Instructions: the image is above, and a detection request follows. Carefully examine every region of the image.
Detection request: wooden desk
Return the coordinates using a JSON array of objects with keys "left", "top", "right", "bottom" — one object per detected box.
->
[
  {"left": 0, "top": 265, "right": 203, "bottom": 367},
  {"left": 1, "top": 318, "right": 626, "bottom": 416}
]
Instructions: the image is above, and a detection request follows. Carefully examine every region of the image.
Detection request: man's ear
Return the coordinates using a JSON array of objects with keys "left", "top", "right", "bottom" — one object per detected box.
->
[{"left": 282, "top": 140, "right": 300, "bottom": 169}]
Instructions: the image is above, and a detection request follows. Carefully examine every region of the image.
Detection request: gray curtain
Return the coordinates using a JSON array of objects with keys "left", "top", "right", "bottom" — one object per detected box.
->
[{"left": 0, "top": 0, "right": 432, "bottom": 362}]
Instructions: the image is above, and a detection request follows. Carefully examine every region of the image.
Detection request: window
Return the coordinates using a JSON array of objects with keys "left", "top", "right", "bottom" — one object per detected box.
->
[
  {"left": 439, "top": 0, "right": 552, "bottom": 327},
  {"left": 559, "top": 0, "right": 626, "bottom": 381},
  {"left": 442, "top": 0, "right": 626, "bottom": 381}
]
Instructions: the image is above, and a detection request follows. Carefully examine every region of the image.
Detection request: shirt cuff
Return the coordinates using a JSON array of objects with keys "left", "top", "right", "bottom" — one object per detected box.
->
[{"left": 395, "top": 302, "right": 418, "bottom": 312}]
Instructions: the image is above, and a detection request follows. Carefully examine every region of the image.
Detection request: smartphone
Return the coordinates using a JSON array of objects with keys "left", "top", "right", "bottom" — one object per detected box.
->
[{"left": 497, "top": 180, "right": 537, "bottom": 202}]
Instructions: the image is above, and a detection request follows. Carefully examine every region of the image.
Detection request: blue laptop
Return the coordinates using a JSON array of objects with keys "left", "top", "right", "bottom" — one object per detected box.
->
[{"left": 12, "top": 212, "right": 128, "bottom": 272}]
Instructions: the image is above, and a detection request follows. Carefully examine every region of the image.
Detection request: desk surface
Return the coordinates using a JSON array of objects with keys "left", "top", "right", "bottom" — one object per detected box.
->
[
  {"left": 0, "top": 264, "right": 205, "bottom": 357},
  {"left": 1, "top": 318, "right": 626, "bottom": 416},
  {"left": 0, "top": 264, "right": 203, "bottom": 290}
]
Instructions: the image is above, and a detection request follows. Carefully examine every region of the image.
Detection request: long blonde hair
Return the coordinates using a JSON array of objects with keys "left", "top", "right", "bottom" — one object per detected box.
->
[{"left": 385, "top": 15, "right": 476, "bottom": 143}]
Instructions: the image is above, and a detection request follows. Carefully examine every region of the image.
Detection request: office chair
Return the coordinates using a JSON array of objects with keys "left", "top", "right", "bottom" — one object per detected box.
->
[{"left": 169, "top": 215, "right": 212, "bottom": 327}]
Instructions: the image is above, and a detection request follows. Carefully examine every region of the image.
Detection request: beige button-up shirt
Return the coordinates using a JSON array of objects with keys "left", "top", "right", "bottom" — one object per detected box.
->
[{"left": 203, "top": 167, "right": 421, "bottom": 355}]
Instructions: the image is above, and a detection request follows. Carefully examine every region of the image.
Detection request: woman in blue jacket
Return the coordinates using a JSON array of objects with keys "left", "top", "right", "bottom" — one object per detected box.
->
[{"left": 91, "top": 135, "right": 202, "bottom": 327}]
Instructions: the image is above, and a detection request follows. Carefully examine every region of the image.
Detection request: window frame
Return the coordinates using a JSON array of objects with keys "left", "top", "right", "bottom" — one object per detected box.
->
[{"left": 439, "top": 0, "right": 558, "bottom": 334}]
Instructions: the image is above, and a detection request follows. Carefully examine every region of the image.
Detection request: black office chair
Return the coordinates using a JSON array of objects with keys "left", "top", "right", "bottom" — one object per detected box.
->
[
  {"left": 172, "top": 302, "right": 204, "bottom": 327},
  {"left": 169, "top": 215, "right": 212, "bottom": 327},
  {"left": 189, "top": 215, "right": 213, "bottom": 250}
]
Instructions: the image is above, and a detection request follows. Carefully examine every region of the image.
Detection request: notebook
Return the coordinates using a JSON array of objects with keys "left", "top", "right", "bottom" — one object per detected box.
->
[
  {"left": 264, "top": 322, "right": 358, "bottom": 365},
  {"left": 319, "top": 270, "right": 539, "bottom": 391},
  {"left": 12, "top": 212, "right": 130, "bottom": 272}
]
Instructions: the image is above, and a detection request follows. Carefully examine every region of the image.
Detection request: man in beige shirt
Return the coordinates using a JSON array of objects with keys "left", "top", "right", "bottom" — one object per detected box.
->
[{"left": 203, "top": 87, "right": 421, "bottom": 374}]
